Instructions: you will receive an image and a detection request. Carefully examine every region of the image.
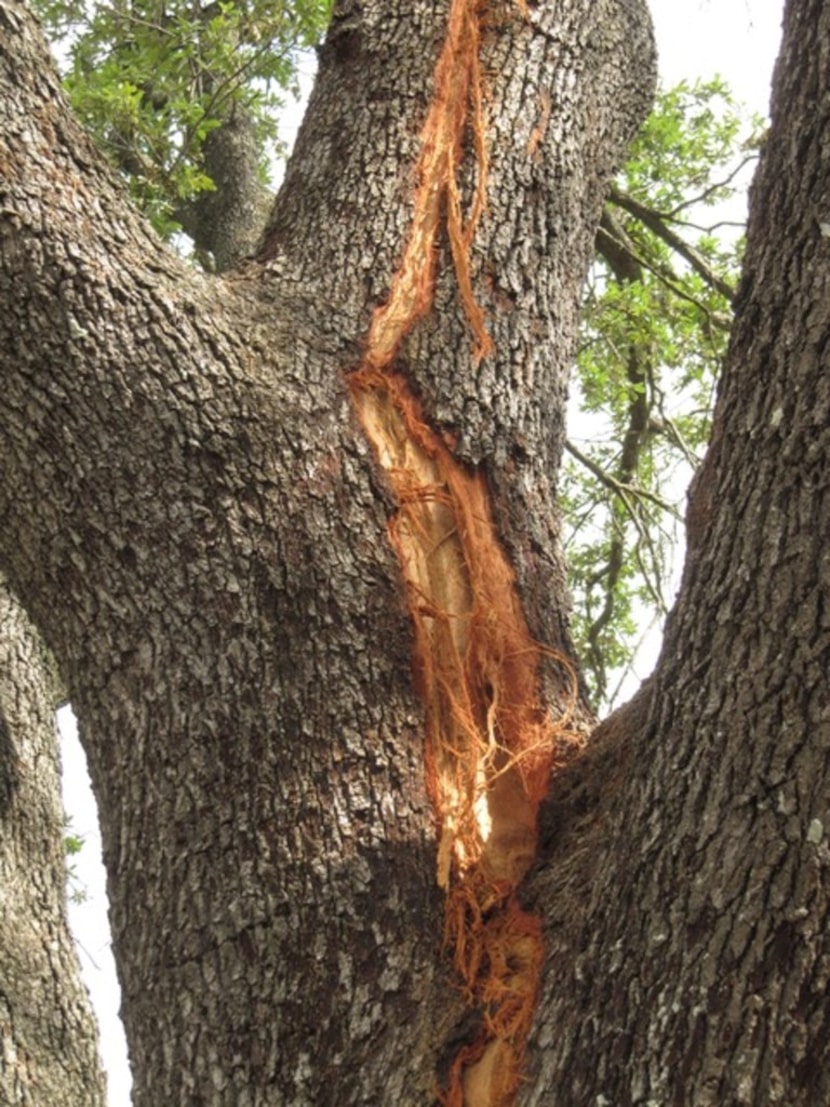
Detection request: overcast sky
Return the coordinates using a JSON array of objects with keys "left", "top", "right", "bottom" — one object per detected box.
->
[{"left": 60, "top": 3, "right": 786, "bottom": 1103}]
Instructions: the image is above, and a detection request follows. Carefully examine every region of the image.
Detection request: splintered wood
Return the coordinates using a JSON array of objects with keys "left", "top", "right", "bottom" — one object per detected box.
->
[{"left": 348, "top": 1, "right": 577, "bottom": 1103}]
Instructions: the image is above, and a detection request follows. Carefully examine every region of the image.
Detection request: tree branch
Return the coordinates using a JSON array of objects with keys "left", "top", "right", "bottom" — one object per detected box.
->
[
  {"left": 564, "top": 440, "right": 681, "bottom": 520},
  {"left": 607, "top": 182, "right": 736, "bottom": 302}
]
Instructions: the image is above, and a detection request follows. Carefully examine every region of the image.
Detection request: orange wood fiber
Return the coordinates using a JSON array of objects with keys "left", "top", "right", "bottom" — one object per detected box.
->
[
  {"left": 365, "top": 0, "right": 492, "bottom": 370},
  {"left": 349, "top": 2, "right": 577, "bottom": 1104},
  {"left": 350, "top": 370, "right": 575, "bottom": 1106}
]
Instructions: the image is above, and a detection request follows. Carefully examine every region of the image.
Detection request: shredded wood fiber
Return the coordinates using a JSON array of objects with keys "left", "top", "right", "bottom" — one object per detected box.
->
[{"left": 349, "top": 1, "right": 577, "bottom": 1102}]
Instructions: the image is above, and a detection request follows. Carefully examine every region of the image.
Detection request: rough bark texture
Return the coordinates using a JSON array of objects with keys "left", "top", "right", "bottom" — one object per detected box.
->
[
  {"left": 0, "top": 0, "right": 654, "bottom": 1100},
  {"left": 176, "top": 102, "right": 274, "bottom": 272},
  {"left": 0, "top": 577, "right": 105, "bottom": 1104},
  {"left": 8, "top": 0, "right": 823, "bottom": 1104},
  {"left": 526, "top": 1, "right": 830, "bottom": 1102},
  {"left": 259, "top": 0, "right": 655, "bottom": 656}
]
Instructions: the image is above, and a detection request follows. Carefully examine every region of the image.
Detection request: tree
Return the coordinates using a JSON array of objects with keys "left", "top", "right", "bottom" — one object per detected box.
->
[
  {"left": 565, "top": 76, "right": 759, "bottom": 706},
  {"left": 31, "top": 0, "right": 331, "bottom": 268},
  {"left": 31, "top": 0, "right": 761, "bottom": 708},
  {"left": 1, "top": 2, "right": 827, "bottom": 1107}
]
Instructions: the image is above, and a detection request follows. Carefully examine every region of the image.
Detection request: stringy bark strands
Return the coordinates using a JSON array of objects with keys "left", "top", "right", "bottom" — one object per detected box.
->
[
  {"left": 349, "top": 372, "right": 576, "bottom": 1106},
  {"left": 349, "top": 1, "right": 578, "bottom": 1103}
]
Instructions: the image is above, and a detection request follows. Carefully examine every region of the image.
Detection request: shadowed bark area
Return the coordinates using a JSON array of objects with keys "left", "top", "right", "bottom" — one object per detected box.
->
[
  {"left": 526, "top": 1, "right": 829, "bottom": 1102},
  {"left": 0, "top": 577, "right": 105, "bottom": 1104}
]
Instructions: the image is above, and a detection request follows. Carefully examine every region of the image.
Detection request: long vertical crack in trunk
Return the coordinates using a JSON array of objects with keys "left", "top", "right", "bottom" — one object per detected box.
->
[{"left": 348, "top": 1, "right": 579, "bottom": 1102}]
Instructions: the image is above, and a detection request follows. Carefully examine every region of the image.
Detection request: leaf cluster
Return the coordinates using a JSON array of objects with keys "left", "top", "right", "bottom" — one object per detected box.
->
[
  {"left": 564, "top": 78, "right": 765, "bottom": 709},
  {"left": 63, "top": 815, "right": 87, "bottom": 904},
  {"left": 34, "top": 0, "right": 331, "bottom": 237}
]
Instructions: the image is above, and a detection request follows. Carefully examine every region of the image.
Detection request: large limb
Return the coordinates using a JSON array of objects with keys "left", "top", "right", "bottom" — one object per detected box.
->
[
  {"left": 0, "top": 575, "right": 105, "bottom": 1105},
  {"left": 527, "top": 1, "right": 830, "bottom": 1101},
  {"left": 1, "top": 0, "right": 655, "bottom": 1101}
]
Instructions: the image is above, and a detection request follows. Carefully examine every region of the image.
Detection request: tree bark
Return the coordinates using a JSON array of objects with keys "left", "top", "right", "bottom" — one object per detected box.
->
[
  {"left": 176, "top": 103, "right": 273, "bottom": 272},
  {"left": 0, "top": 576, "right": 105, "bottom": 1104},
  {"left": 0, "top": 0, "right": 652, "bottom": 1098},
  {"left": 527, "top": 1, "right": 830, "bottom": 1102},
  {"left": 12, "top": 0, "right": 825, "bottom": 1103}
]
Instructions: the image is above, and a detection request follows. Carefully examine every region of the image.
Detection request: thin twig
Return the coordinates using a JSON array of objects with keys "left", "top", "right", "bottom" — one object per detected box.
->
[
  {"left": 565, "top": 440, "right": 683, "bottom": 520},
  {"left": 607, "top": 183, "right": 736, "bottom": 303}
]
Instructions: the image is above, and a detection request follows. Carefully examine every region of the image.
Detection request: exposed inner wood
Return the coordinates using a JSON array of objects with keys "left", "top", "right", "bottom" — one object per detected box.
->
[
  {"left": 348, "top": 1, "right": 578, "bottom": 1101},
  {"left": 349, "top": 366, "right": 574, "bottom": 1105}
]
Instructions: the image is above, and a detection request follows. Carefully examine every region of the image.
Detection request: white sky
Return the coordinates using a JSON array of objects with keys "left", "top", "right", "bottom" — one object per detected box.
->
[{"left": 59, "top": 3, "right": 785, "bottom": 1103}]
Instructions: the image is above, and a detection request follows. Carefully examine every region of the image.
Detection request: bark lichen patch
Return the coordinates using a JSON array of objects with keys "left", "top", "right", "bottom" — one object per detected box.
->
[{"left": 347, "top": 0, "right": 580, "bottom": 1102}]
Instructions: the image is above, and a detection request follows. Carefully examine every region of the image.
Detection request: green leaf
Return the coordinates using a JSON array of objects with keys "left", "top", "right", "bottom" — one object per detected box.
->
[
  {"left": 565, "top": 79, "right": 762, "bottom": 709},
  {"left": 34, "top": 0, "right": 333, "bottom": 244}
]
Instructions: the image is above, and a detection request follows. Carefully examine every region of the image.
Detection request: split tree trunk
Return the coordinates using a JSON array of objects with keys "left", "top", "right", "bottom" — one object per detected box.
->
[
  {"left": 0, "top": 0, "right": 654, "bottom": 1098},
  {"left": 2, "top": 0, "right": 827, "bottom": 1105},
  {"left": 1, "top": 4, "right": 655, "bottom": 1098}
]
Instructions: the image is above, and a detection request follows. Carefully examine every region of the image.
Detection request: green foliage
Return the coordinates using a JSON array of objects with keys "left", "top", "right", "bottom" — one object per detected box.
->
[
  {"left": 34, "top": 0, "right": 332, "bottom": 238},
  {"left": 564, "top": 78, "right": 765, "bottom": 709},
  {"left": 63, "top": 815, "right": 87, "bottom": 905}
]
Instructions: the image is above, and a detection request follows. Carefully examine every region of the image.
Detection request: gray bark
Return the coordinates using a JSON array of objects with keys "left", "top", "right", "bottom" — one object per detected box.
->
[
  {"left": 176, "top": 103, "right": 273, "bottom": 272},
  {"left": 0, "top": 0, "right": 652, "bottom": 1096},
  {"left": 0, "top": 576, "right": 105, "bottom": 1104},
  {"left": 527, "top": 1, "right": 830, "bottom": 1102}
]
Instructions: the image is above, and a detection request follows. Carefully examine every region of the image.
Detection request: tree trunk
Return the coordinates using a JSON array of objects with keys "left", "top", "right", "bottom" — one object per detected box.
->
[
  {"left": 526, "top": 1, "right": 830, "bottom": 1101},
  {"left": 0, "top": 577, "right": 105, "bottom": 1104},
  {"left": 0, "top": 0, "right": 652, "bottom": 1099},
  {"left": 3, "top": 0, "right": 826, "bottom": 1104}
]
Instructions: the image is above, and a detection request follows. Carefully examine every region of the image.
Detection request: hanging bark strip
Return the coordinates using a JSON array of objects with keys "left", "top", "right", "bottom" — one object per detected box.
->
[{"left": 349, "top": 1, "right": 578, "bottom": 1103}]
